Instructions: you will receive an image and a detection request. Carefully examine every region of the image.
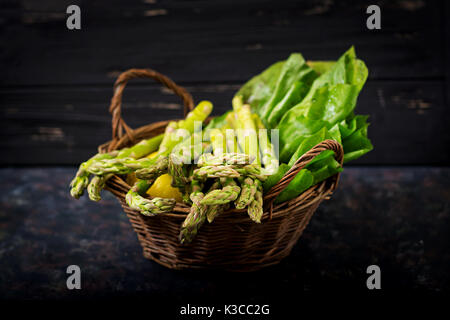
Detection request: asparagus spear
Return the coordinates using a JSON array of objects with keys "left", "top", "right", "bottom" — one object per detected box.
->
[
  {"left": 177, "top": 101, "right": 213, "bottom": 134},
  {"left": 150, "top": 101, "right": 213, "bottom": 160},
  {"left": 70, "top": 133, "right": 163, "bottom": 199},
  {"left": 179, "top": 179, "right": 207, "bottom": 244},
  {"left": 253, "top": 113, "right": 279, "bottom": 175},
  {"left": 135, "top": 156, "right": 169, "bottom": 180},
  {"left": 168, "top": 153, "right": 190, "bottom": 188},
  {"left": 247, "top": 179, "right": 263, "bottom": 223},
  {"left": 126, "top": 180, "right": 176, "bottom": 216},
  {"left": 201, "top": 178, "right": 241, "bottom": 205},
  {"left": 206, "top": 203, "right": 229, "bottom": 223},
  {"left": 195, "top": 180, "right": 220, "bottom": 223},
  {"left": 193, "top": 165, "right": 240, "bottom": 179},
  {"left": 170, "top": 135, "right": 211, "bottom": 180},
  {"left": 235, "top": 165, "right": 268, "bottom": 181},
  {"left": 87, "top": 174, "right": 112, "bottom": 202},
  {"left": 232, "top": 99, "right": 266, "bottom": 219},
  {"left": 194, "top": 161, "right": 268, "bottom": 181},
  {"left": 157, "top": 121, "right": 179, "bottom": 154},
  {"left": 126, "top": 122, "right": 181, "bottom": 201},
  {"left": 70, "top": 151, "right": 119, "bottom": 199},
  {"left": 197, "top": 153, "right": 254, "bottom": 167},
  {"left": 235, "top": 177, "right": 257, "bottom": 209},
  {"left": 181, "top": 166, "right": 195, "bottom": 205},
  {"left": 210, "top": 128, "right": 226, "bottom": 156},
  {"left": 170, "top": 131, "right": 207, "bottom": 164},
  {"left": 156, "top": 101, "right": 212, "bottom": 157},
  {"left": 225, "top": 111, "right": 239, "bottom": 130},
  {"left": 116, "top": 134, "right": 164, "bottom": 159},
  {"left": 222, "top": 126, "right": 240, "bottom": 153},
  {"left": 86, "top": 157, "right": 159, "bottom": 175},
  {"left": 169, "top": 133, "right": 211, "bottom": 195},
  {"left": 232, "top": 99, "right": 260, "bottom": 165},
  {"left": 125, "top": 100, "right": 215, "bottom": 202},
  {"left": 169, "top": 141, "right": 212, "bottom": 196}
]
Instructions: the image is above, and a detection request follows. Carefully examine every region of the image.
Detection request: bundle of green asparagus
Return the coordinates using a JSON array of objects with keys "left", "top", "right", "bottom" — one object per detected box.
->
[
  {"left": 70, "top": 98, "right": 275, "bottom": 243},
  {"left": 70, "top": 47, "right": 373, "bottom": 244}
]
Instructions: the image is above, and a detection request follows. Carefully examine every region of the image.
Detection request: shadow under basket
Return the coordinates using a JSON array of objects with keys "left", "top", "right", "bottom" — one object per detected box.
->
[{"left": 100, "top": 68, "right": 344, "bottom": 272}]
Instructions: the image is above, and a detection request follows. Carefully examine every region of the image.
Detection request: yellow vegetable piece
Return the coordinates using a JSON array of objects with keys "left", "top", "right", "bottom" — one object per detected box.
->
[
  {"left": 146, "top": 151, "right": 159, "bottom": 159},
  {"left": 146, "top": 174, "right": 183, "bottom": 202},
  {"left": 127, "top": 151, "right": 182, "bottom": 202}
]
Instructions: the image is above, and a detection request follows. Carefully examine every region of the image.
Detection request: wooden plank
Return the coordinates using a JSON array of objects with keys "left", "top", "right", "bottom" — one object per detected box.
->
[
  {"left": 445, "top": 0, "right": 450, "bottom": 112},
  {"left": 1, "top": 80, "right": 448, "bottom": 165},
  {"left": 0, "top": 0, "right": 444, "bottom": 87}
]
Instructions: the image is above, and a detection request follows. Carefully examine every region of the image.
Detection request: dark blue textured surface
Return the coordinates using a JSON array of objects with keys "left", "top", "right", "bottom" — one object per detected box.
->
[{"left": 0, "top": 167, "right": 448, "bottom": 303}]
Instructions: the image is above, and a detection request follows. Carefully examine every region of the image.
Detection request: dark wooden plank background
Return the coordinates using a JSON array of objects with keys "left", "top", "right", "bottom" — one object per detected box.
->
[{"left": 1, "top": 0, "right": 449, "bottom": 165}]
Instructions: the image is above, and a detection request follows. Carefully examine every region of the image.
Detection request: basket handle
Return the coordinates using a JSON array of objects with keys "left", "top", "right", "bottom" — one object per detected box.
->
[
  {"left": 264, "top": 139, "right": 344, "bottom": 217},
  {"left": 108, "top": 68, "right": 194, "bottom": 146}
]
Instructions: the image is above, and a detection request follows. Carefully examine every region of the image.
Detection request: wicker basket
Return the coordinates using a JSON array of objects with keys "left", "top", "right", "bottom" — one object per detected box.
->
[{"left": 100, "top": 69, "right": 344, "bottom": 272}]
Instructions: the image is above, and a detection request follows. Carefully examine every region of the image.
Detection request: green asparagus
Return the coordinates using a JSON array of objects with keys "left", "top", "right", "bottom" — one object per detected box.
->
[
  {"left": 235, "top": 165, "right": 268, "bottom": 181},
  {"left": 247, "top": 179, "right": 263, "bottom": 223},
  {"left": 179, "top": 179, "right": 207, "bottom": 244},
  {"left": 193, "top": 165, "right": 240, "bottom": 179},
  {"left": 70, "top": 134, "right": 163, "bottom": 199},
  {"left": 168, "top": 153, "right": 190, "bottom": 189},
  {"left": 86, "top": 157, "right": 156, "bottom": 175},
  {"left": 126, "top": 180, "right": 176, "bottom": 216},
  {"left": 70, "top": 151, "right": 118, "bottom": 199},
  {"left": 222, "top": 126, "right": 240, "bottom": 153},
  {"left": 135, "top": 156, "right": 169, "bottom": 180},
  {"left": 197, "top": 153, "right": 254, "bottom": 167},
  {"left": 232, "top": 103, "right": 260, "bottom": 165},
  {"left": 235, "top": 177, "right": 257, "bottom": 209},
  {"left": 210, "top": 128, "right": 226, "bottom": 156},
  {"left": 253, "top": 113, "right": 279, "bottom": 175},
  {"left": 203, "top": 180, "right": 223, "bottom": 223},
  {"left": 87, "top": 174, "right": 112, "bottom": 202},
  {"left": 206, "top": 203, "right": 229, "bottom": 223},
  {"left": 201, "top": 178, "right": 241, "bottom": 205}
]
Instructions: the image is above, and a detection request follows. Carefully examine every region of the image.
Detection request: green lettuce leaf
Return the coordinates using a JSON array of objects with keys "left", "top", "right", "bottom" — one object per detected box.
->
[
  {"left": 278, "top": 115, "right": 328, "bottom": 162},
  {"left": 235, "top": 61, "right": 285, "bottom": 111},
  {"left": 341, "top": 116, "right": 373, "bottom": 163},
  {"left": 287, "top": 127, "right": 341, "bottom": 166},
  {"left": 306, "top": 60, "right": 335, "bottom": 75},
  {"left": 233, "top": 46, "right": 372, "bottom": 203},
  {"left": 266, "top": 80, "right": 309, "bottom": 128},
  {"left": 257, "top": 53, "right": 318, "bottom": 126},
  {"left": 277, "top": 47, "right": 368, "bottom": 162},
  {"left": 262, "top": 163, "right": 290, "bottom": 193},
  {"left": 275, "top": 168, "right": 314, "bottom": 204}
]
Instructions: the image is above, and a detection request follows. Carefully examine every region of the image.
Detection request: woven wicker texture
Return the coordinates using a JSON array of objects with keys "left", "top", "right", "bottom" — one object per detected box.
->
[{"left": 100, "top": 69, "right": 344, "bottom": 271}]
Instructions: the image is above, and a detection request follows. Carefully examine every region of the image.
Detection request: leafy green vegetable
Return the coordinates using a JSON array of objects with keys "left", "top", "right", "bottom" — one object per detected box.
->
[
  {"left": 235, "top": 61, "right": 285, "bottom": 112},
  {"left": 275, "top": 150, "right": 338, "bottom": 203},
  {"left": 287, "top": 127, "right": 340, "bottom": 166},
  {"left": 258, "top": 53, "right": 318, "bottom": 126},
  {"left": 306, "top": 61, "right": 335, "bottom": 75},
  {"left": 308, "top": 151, "right": 343, "bottom": 184},
  {"left": 341, "top": 116, "right": 373, "bottom": 163},
  {"left": 262, "top": 163, "right": 290, "bottom": 193},
  {"left": 278, "top": 115, "right": 327, "bottom": 163},
  {"left": 277, "top": 47, "right": 368, "bottom": 162},
  {"left": 275, "top": 169, "right": 314, "bottom": 203},
  {"left": 266, "top": 80, "right": 309, "bottom": 128},
  {"left": 234, "top": 46, "right": 372, "bottom": 203}
]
